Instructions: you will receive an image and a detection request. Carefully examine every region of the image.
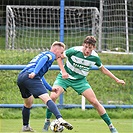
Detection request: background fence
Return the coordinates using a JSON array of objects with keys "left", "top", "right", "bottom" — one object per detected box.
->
[
  {"left": 0, "top": 0, "right": 133, "bottom": 108},
  {"left": 0, "top": 65, "right": 133, "bottom": 109},
  {"left": 0, "top": 0, "right": 133, "bottom": 52}
]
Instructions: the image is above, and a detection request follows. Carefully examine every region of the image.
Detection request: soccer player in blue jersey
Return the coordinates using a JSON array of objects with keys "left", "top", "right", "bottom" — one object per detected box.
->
[
  {"left": 43, "top": 36, "right": 125, "bottom": 133},
  {"left": 17, "top": 41, "right": 73, "bottom": 132}
]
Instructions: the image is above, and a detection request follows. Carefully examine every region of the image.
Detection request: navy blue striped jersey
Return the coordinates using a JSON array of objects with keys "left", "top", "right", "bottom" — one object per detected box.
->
[
  {"left": 19, "top": 51, "right": 56, "bottom": 91},
  {"left": 20, "top": 51, "right": 55, "bottom": 77}
]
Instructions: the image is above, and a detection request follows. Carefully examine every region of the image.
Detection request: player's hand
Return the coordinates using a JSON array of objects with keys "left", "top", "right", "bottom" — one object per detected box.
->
[
  {"left": 62, "top": 71, "right": 69, "bottom": 79},
  {"left": 116, "top": 79, "right": 125, "bottom": 85},
  {"left": 29, "top": 72, "right": 36, "bottom": 79},
  {"left": 52, "top": 87, "right": 59, "bottom": 94}
]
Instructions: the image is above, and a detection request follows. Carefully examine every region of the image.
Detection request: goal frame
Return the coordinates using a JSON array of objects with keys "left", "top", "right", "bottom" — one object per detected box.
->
[
  {"left": 98, "top": 0, "right": 130, "bottom": 53},
  {"left": 6, "top": 5, "right": 100, "bottom": 50}
]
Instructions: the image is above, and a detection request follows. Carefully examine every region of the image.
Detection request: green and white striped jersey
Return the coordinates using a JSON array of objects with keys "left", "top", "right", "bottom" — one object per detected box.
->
[{"left": 63, "top": 46, "right": 102, "bottom": 79}]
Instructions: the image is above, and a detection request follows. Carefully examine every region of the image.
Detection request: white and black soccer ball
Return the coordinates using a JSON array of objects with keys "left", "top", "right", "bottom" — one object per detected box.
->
[{"left": 50, "top": 119, "right": 64, "bottom": 132}]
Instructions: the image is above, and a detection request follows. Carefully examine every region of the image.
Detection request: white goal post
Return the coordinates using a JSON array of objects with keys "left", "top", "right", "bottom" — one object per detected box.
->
[
  {"left": 6, "top": 5, "right": 99, "bottom": 50},
  {"left": 98, "top": 0, "right": 133, "bottom": 53}
]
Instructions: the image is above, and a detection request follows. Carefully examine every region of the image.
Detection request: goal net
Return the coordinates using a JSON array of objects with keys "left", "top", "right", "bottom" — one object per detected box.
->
[
  {"left": 99, "top": 0, "right": 133, "bottom": 53},
  {"left": 6, "top": 5, "right": 99, "bottom": 50}
]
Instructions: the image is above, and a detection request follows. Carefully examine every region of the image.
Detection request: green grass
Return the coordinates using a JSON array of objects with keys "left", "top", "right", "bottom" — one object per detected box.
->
[
  {"left": 0, "top": 119, "right": 133, "bottom": 133},
  {"left": 0, "top": 39, "right": 133, "bottom": 123},
  {"left": 0, "top": 108, "right": 132, "bottom": 119}
]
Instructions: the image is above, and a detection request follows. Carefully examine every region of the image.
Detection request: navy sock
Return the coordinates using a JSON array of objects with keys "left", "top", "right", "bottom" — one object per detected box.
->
[
  {"left": 46, "top": 100, "right": 62, "bottom": 119},
  {"left": 22, "top": 106, "right": 30, "bottom": 126}
]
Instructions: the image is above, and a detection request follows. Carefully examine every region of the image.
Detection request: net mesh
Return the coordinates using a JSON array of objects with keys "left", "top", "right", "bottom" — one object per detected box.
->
[
  {"left": 99, "top": 0, "right": 133, "bottom": 53},
  {"left": 6, "top": 6, "right": 99, "bottom": 50}
]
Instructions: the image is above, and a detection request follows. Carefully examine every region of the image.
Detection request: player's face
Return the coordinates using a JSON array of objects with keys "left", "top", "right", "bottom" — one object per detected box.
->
[
  {"left": 82, "top": 43, "right": 95, "bottom": 56},
  {"left": 55, "top": 47, "right": 65, "bottom": 59}
]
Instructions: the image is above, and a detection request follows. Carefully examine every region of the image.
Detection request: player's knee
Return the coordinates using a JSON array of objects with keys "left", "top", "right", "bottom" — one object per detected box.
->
[
  {"left": 50, "top": 88, "right": 63, "bottom": 102},
  {"left": 24, "top": 103, "right": 32, "bottom": 108},
  {"left": 24, "top": 97, "right": 33, "bottom": 108},
  {"left": 50, "top": 94, "right": 58, "bottom": 102}
]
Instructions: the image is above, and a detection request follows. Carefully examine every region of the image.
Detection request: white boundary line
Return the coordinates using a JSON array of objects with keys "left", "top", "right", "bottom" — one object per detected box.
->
[{"left": 101, "top": 51, "right": 133, "bottom": 55}]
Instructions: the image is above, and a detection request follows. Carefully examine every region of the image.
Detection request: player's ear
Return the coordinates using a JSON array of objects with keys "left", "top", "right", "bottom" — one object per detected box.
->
[{"left": 93, "top": 45, "right": 96, "bottom": 49}]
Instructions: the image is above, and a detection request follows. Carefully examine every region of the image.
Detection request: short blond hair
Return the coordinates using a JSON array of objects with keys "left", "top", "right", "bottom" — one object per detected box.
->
[{"left": 51, "top": 41, "right": 65, "bottom": 49}]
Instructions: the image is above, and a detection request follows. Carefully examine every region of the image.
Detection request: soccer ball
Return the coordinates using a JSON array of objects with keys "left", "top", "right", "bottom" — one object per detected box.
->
[{"left": 50, "top": 119, "right": 64, "bottom": 132}]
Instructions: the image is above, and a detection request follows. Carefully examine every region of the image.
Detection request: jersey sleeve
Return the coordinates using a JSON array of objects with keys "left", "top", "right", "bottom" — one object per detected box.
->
[
  {"left": 33, "top": 56, "right": 49, "bottom": 74},
  {"left": 41, "top": 77, "right": 52, "bottom": 91},
  {"left": 46, "top": 54, "right": 52, "bottom": 60},
  {"left": 95, "top": 56, "right": 103, "bottom": 68},
  {"left": 64, "top": 47, "right": 75, "bottom": 57}
]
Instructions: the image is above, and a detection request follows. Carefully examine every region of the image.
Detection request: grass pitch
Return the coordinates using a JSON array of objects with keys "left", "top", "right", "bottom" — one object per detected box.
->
[{"left": 0, "top": 119, "right": 133, "bottom": 133}]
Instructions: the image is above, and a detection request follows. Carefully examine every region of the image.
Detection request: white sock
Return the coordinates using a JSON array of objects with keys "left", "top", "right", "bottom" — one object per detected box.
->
[
  {"left": 109, "top": 123, "right": 114, "bottom": 129},
  {"left": 45, "top": 119, "right": 50, "bottom": 122},
  {"left": 58, "top": 117, "right": 64, "bottom": 122}
]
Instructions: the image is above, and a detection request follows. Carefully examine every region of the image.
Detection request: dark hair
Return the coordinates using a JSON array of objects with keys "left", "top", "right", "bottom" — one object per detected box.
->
[{"left": 84, "top": 36, "right": 96, "bottom": 46}]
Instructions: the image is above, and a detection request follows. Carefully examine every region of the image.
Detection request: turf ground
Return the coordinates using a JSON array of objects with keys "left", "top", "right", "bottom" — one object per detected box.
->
[{"left": 0, "top": 119, "right": 132, "bottom": 133}]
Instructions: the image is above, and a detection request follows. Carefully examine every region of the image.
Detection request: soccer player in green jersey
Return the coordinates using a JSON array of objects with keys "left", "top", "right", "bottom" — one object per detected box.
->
[{"left": 43, "top": 36, "right": 125, "bottom": 133}]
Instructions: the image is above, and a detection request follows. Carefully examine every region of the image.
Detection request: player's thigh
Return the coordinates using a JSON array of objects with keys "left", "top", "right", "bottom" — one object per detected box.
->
[
  {"left": 82, "top": 89, "right": 97, "bottom": 103},
  {"left": 17, "top": 72, "right": 33, "bottom": 98},
  {"left": 18, "top": 72, "right": 48, "bottom": 98},
  {"left": 25, "top": 76, "right": 48, "bottom": 98},
  {"left": 71, "top": 78, "right": 91, "bottom": 95}
]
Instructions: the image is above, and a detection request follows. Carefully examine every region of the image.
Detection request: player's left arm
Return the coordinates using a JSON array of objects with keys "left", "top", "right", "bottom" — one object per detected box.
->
[
  {"left": 41, "top": 77, "right": 59, "bottom": 93},
  {"left": 41, "top": 77, "right": 52, "bottom": 91},
  {"left": 99, "top": 65, "right": 125, "bottom": 85}
]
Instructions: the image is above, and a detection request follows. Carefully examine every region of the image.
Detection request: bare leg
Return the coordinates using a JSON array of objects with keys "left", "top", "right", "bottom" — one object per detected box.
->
[
  {"left": 82, "top": 88, "right": 106, "bottom": 115},
  {"left": 24, "top": 95, "right": 34, "bottom": 108},
  {"left": 82, "top": 89, "right": 118, "bottom": 133}
]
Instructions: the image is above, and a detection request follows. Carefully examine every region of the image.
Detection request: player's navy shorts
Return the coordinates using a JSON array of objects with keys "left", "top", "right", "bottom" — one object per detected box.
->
[{"left": 17, "top": 72, "right": 48, "bottom": 98}]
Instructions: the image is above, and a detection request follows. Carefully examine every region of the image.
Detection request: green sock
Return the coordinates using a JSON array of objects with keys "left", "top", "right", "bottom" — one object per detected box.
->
[
  {"left": 46, "top": 108, "right": 52, "bottom": 119},
  {"left": 101, "top": 113, "right": 111, "bottom": 126}
]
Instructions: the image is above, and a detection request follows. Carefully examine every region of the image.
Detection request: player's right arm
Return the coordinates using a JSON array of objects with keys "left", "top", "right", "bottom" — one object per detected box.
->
[
  {"left": 57, "top": 47, "right": 77, "bottom": 79},
  {"left": 57, "top": 57, "right": 69, "bottom": 79},
  {"left": 28, "top": 56, "right": 49, "bottom": 79}
]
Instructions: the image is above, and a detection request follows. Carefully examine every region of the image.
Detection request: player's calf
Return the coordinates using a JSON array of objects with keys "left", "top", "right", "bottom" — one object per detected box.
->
[{"left": 43, "top": 119, "right": 51, "bottom": 132}]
